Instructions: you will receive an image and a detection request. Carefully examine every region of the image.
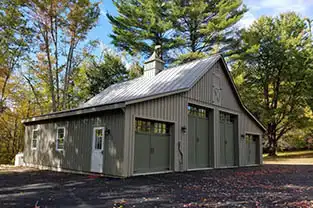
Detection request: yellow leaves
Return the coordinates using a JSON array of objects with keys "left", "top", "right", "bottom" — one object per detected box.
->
[{"left": 304, "top": 106, "right": 313, "bottom": 120}]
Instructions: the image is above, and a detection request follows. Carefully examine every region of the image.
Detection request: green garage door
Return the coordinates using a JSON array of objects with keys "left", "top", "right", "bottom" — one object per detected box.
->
[
  {"left": 246, "top": 134, "right": 259, "bottom": 165},
  {"left": 188, "top": 105, "right": 212, "bottom": 169},
  {"left": 220, "top": 112, "right": 236, "bottom": 167},
  {"left": 134, "top": 119, "right": 171, "bottom": 174}
]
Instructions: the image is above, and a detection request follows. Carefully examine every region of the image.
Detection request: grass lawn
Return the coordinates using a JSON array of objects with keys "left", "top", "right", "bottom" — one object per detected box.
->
[{"left": 263, "top": 150, "right": 313, "bottom": 164}]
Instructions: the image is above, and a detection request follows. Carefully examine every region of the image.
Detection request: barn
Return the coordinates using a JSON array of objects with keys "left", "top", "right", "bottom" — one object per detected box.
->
[{"left": 22, "top": 50, "right": 265, "bottom": 177}]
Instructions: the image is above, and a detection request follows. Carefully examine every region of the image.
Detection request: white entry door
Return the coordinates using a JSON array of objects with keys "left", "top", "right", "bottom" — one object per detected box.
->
[{"left": 91, "top": 127, "right": 105, "bottom": 173}]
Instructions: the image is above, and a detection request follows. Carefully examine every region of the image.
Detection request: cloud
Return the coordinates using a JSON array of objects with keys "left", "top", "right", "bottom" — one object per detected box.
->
[
  {"left": 239, "top": 11, "right": 256, "bottom": 28},
  {"left": 239, "top": 0, "right": 313, "bottom": 28},
  {"left": 259, "top": 0, "right": 309, "bottom": 14}
]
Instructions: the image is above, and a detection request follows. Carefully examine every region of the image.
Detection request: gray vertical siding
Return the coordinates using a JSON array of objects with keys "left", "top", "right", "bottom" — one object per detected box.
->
[
  {"left": 239, "top": 112, "right": 263, "bottom": 166},
  {"left": 188, "top": 61, "right": 263, "bottom": 167},
  {"left": 24, "top": 110, "right": 125, "bottom": 176},
  {"left": 125, "top": 60, "right": 264, "bottom": 176},
  {"left": 125, "top": 94, "right": 188, "bottom": 176}
]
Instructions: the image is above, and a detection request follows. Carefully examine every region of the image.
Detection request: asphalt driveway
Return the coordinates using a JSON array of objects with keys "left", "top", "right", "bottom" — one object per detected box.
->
[{"left": 1, "top": 165, "right": 313, "bottom": 208}]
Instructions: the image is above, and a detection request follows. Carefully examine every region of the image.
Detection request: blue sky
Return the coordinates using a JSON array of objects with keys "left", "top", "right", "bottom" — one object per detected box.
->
[{"left": 88, "top": 0, "right": 313, "bottom": 53}]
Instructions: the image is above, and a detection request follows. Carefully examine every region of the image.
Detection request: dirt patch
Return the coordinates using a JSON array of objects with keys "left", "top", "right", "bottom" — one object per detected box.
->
[{"left": 0, "top": 165, "right": 36, "bottom": 173}]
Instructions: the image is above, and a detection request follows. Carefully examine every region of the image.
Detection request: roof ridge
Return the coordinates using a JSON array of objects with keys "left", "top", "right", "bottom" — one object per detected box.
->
[{"left": 165, "top": 54, "right": 221, "bottom": 71}]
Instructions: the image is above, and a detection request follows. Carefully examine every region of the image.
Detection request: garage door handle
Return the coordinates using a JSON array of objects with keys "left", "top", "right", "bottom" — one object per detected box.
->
[
  {"left": 196, "top": 137, "right": 200, "bottom": 142},
  {"left": 150, "top": 148, "right": 154, "bottom": 154},
  {"left": 225, "top": 141, "right": 227, "bottom": 144}
]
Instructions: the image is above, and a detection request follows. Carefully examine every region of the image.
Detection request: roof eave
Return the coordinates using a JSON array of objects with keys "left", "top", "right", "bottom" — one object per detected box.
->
[{"left": 22, "top": 102, "right": 126, "bottom": 124}]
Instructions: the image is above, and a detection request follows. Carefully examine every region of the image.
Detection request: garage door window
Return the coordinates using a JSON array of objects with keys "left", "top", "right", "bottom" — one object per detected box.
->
[
  {"left": 136, "top": 119, "right": 170, "bottom": 135},
  {"left": 135, "top": 120, "right": 151, "bottom": 133},
  {"left": 188, "top": 105, "right": 208, "bottom": 118},
  {"left": 153, "top": 122, "right": 169, "bottom": 135},
  {"left": 246, "top": 134, "right": 258, "bottom": 142},
  {"left": 220, "top": 113, "right": 235, "bottom": 123}
]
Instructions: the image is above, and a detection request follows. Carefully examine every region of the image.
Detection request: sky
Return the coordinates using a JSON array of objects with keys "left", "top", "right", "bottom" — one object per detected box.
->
[{"left": 87, "top": 0, "right": 313, "bottom": 54}]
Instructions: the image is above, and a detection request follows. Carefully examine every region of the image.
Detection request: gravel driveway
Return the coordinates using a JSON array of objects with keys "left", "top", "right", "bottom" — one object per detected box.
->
[{"left": 1, "top": 165, "right": 313, "bottom": 208}]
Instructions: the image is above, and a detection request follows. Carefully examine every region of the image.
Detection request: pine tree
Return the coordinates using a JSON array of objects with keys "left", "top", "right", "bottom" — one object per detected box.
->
[
  {"left": 107, "top": 0, "right": 183, "bottom": 61},
  {"left": 108, "top": 0, "right": 246, "bottom": 64},
  {"left": 86, "top": 52, "right": 129, "bottom": 96},
  {"left": 171, "top": 0, "right": 247, "bottom": 63}
]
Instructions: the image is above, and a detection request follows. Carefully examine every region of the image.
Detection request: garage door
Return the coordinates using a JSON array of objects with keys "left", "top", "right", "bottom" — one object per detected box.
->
[
  {"left": 188, "top": 105, "right": 212, "bottom": 169},
  {"left": 246, "top": 134, "right": 259, "bottom": 165},
  {"left": 219, "top": 112, "right": 236, "bottom": 167},
  {"left": 134, "top": 119, "right": 171, "bottom": 174}
]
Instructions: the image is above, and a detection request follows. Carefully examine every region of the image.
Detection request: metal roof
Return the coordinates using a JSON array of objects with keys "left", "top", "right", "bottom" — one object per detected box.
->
[
  {"left": 23, "top": 54, "right": 266, "bottom": 131},
  {"left": 81, "top": 55, "right": 220, "bottom": 107}
]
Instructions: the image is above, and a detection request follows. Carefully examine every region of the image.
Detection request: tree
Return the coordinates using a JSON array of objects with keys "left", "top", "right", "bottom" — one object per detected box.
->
[
  {"left": 171, "top": 0, "right": 246, "bottom": 63},
  {"left": 107, "top": 0, "right": 183, "bottom": 61},
  {"left": 0, "top": 0, "right": 32, "bottom": 113},
  {"left": 25, "top": 0, "right": 100, "bottom": 111},
  {"left": 108, "top": 0, "right": 246, "bottom": 64},
  {"left": 231, "top": 12, "right": 313, "bottom": 156},
  {"left": 86, "top": 51, "right": 129, "bottom": 96},
  {"left": 0, "top": 74, "right": 37, "bottom": 164},
  {"left": 128, "top": 61, "right": 143, "bottom": 79}
]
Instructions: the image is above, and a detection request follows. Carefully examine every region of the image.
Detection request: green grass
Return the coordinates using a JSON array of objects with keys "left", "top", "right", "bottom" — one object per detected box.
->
[
  {"left": 263, "top": 150, "right": 313, "bottom": 159},
  {"left": 263, "top": 150, "right": 313, "bottom": 164}
]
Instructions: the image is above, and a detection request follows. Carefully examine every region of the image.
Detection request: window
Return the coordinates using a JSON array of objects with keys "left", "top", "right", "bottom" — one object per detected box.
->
[
  {"left": 32, "top": 129, "right": 39, "bottom": 150},
  {"left": 135, "top": 119, "right": 151, "bottom": 133},
  {"left": 135, "top": 119, "right": 170, "bottom": 135},
  {"left": 153, "top": 122, "right": 168, "bottom": 134},
  {"left": 245, "top": 134, "right": 259, "bottom": 143},
  {"left": 188, "top": 104, "right": 208, "bottom": 118},
  {"left": 94, "top": 128, "right": 104, "bottom": 150},
  {"left": 220, "top": 112, "right": 235, "bottom": 123},
  {"left": 56, "top": 127, "right": 65, "bottom": 151}
]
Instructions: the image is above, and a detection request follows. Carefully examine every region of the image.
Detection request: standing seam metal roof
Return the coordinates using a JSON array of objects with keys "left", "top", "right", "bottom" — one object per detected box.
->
[
  {"left": 81, "top": 55, "right": 220, "bottom": 107},
  {"left": 24, "top": 54, "right": 266, "bottom": 131}
]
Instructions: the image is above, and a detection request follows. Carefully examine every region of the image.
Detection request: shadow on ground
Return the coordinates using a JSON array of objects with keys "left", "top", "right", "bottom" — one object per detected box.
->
[{"left": 1, "top": 165, "right": 313, "bottom": 207}]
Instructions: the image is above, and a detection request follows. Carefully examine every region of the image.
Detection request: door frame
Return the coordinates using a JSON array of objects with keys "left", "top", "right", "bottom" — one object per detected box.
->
[
  {"left": 218, "top": 110, "right": 240, "bottom": 167},
  {"left": 187, "top": 103, "right": 214, "bottom": 170},
  {"left": 91, "top": 126, "right": 105, "bottom": 173},
  {"left": 244, "top": 131, "right": 262, "bottom": 165},
  {"left": 132, "top": 116, "right": 175, "bottom": 176}
]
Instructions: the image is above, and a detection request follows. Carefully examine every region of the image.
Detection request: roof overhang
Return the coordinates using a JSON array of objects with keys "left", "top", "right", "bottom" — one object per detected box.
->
[{"left": 22, "top": 102, "right": 126, "bottom": 124}]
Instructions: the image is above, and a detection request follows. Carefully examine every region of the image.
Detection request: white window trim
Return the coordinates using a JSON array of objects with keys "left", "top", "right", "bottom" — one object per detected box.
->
[
  {"left": 93, "top": 127, "right": 105, "bottom": 151},
  {"left": 56, "top": 127, "right": 66, "bottom": 151},
  {"left": 31, "top": 128, "right": 40, "bottom": 150}
]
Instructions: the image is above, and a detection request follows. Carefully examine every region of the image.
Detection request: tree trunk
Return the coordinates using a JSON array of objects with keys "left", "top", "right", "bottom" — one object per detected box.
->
[
  {"left": 43, "top": 30, "right": 57, "bottom": 112},
  {"left": 62, "top": 44, "right": 75, "bottom": 109},
  {"left": 268, "top": 132, "right": 277, "bottom": 157}
]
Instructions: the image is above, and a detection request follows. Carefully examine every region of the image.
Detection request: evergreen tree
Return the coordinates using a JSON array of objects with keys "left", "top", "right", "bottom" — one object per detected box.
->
[
  {"left": 86, "top": 52, "right": 129, "bottom": 96},
  {"left": 171, "top": 0, "right": 247, "bottom": 63},
  {"left": 107, "top": 0, "right": 183, "bottom": 62},
  {"left": 108, "top": 0, "right": 246, "bottom": 64}
]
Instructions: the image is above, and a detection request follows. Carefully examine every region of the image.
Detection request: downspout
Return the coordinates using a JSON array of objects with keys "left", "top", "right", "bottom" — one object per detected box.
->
[{"left": 178, "top": 141, "right": 183, "bottom": 171}]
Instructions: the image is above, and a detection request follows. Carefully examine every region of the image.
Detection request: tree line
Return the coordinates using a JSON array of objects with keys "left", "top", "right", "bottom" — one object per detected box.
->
[{"left": 1, "top": 0, "right": 313, "bottom": 162}]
